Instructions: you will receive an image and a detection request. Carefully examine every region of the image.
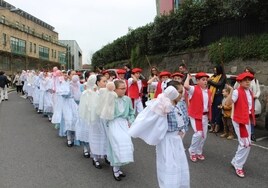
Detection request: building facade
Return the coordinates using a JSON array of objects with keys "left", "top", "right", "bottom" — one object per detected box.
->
[
  {"left": 0, "top": 0, "right": 67, "bottom": 75},
  {"left": 156, "top": 0, "right": 184, "bottom": 16},
  {"left": 59, "top": 40, "right": 82, "bottom": 70}
]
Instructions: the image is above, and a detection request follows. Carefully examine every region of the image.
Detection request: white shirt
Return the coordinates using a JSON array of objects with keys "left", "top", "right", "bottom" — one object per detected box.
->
[{"left": 188, "top": 85, "right": 209, "bottom": 112}]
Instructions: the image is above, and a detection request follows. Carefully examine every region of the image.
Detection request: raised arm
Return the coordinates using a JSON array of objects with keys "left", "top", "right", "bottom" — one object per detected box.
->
[{"left": 184, "top": 74, "right": 191, "bottom": 91}]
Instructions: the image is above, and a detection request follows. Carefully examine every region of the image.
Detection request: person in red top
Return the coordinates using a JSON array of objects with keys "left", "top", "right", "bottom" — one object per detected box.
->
[
  {"left": 171, "top": 72, "right": 184, "bottom": 83},
  {"left": 226, "top": 72, "right": 255, "bottom": 178},
  {"left": 116, "top": 69, "right": 128, "bottom": 95},
  {"left": 148, "top": 71, "right": 171, "bottom": 99},
  {"left": 128, "top": 68, "right": 144, "bottom": 114},
  {"left": 184, "top": 72, "right": 212, "bottom": 163}
]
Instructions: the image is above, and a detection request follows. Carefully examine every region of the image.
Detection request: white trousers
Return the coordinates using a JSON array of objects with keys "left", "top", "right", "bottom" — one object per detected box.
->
[
  {"left": 188, "top": 115, "right": 208, "bottom": 155},
  {"left": 133, "top": 97, "right": 143, "bottom": 114},
  {"left": 0, "top": 86, "right": 8, "bottom": 101},
  {"left": 231, "top": 120, "right": 251, "bottom": 169}
]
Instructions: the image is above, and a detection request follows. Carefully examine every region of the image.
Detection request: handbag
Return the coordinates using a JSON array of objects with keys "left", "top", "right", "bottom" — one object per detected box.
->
[{"left": 255, "top": 98, "right": 262, "bottom": 115}]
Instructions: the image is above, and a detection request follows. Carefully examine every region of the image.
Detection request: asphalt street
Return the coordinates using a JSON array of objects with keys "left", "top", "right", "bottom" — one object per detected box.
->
[{"left": 0, "top": 92, "right": 268, "bottom": 188}]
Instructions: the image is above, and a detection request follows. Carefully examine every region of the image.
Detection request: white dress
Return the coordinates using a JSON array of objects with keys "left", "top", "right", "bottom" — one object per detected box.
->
[
  {"left": 156, "top": 131, "right": 190, "bottom": 188},
  {"left": 43, "top": 77, "right": 53, "bottom": 114},
  {"left": 107, "top": 97, "right": 134, "bottom": 167},
  {"left": 128, "top": 93, "right": 173, "bottom": 145}
]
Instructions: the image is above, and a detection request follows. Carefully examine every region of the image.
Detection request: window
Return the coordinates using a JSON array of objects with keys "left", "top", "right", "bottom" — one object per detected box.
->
[
  {"left": 30, "top": 42, "right": 32, "bottom": 52},
  {"left": 10, "top": 37, "right": 26, "bottom": 55},
  {"left": 22, "top": 24, "right": 25, "bottom": 31},
  {"left": 16, "top": 21, "right": 19, "bottom": 29},
  {"left": 27, "top": 26, "right": 30, "bottom": 33},
  {"left": 39, "top": 45, "right": 49, "bottom": 60},
  {"left": 34, "top": 43, "right": 36, "bottom": 53},
  {"left": 54, "top": 51, "right": 56, "bottom": 58},
  {"left": 2, "top": 33, "right": 7, "bottom": 46},
  {"left": 51, "top": 49, "right": 53, "bottom": 57},
  {"left": 1, "top": 16, "right": 5, "bottom": 24},
  {"left": 58, "top": 51, "right": 66, "bottom": 64}
]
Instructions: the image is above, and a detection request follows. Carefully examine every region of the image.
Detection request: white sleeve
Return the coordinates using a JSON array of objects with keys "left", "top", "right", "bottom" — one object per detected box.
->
[
  {"left": 151, "top": 81, "right": 158, "bottom": 87},
  {"left": 188, "top": 85, "right": 195, "bottom": 99},
  {"left": 255, "top": 80, "right": 261, "bottom": 98},
  {"left": 232, "top": 89, "right": 238, "bottom": 103},
  {"left": 128, "top": 78, "right": 133, "bottom": 87}
]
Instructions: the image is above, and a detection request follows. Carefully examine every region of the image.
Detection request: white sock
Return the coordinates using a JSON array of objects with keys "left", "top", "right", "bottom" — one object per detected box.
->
[{"left": 113, "top": 166, "right": 120, "bottom": 172}]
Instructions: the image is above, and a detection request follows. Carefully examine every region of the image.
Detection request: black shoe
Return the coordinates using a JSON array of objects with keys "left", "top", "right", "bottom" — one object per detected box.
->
[
  {"left": 83, "top": 151, "right": 90, "bottom": 158},
  {"left": 251, "top": 134, "right": 256, "bottom": 142},
  {"left": 119, "top": 170, "right": 126, "bottom": 177},
  {"left": 105, "top": 157, "right": 110, "bottom": 165},
  {"left": 93, "top": 160, "right": 102, "bottom": 169},
  {"left": 113, "top": 170, "right": 122, "bottom": 181}
]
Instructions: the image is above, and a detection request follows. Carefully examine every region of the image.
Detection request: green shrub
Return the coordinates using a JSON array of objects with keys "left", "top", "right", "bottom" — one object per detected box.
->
[{"left": 208, "top": 34, "right": 268, "bottom": 63}]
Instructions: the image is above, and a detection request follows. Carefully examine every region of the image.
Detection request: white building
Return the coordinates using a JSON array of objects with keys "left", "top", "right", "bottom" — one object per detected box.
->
[{"left": 59, "top": 40, "right": 82, "bottom": 70}]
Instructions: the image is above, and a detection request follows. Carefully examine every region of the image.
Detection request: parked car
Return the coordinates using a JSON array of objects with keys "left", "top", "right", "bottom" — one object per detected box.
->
[{"left": 190, "top": 73, "right": 237, "bottom": 86}]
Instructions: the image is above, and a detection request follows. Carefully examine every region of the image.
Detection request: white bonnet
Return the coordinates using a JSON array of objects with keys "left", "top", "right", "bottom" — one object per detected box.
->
[{"left": 163, "top": 86, "right": 179, "bottom": 100}]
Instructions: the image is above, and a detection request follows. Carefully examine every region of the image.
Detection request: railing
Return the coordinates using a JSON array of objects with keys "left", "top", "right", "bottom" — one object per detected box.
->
[
  {"left": 0, "top": 17, "right": 66, "bottom": 47},
  {"left": 200, "top": 19, "right": 268, "bottom": 46}
]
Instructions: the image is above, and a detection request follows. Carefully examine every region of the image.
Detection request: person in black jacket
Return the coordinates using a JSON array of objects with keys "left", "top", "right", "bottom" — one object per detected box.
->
[
  {"left": 208, "top": 65, "right": 226, "bottom": 133},
  {"left": 0, "top": 71, "right": 9, "bottom": 101},
  {"left": 124, "top": 64, "right": 132, "bottom": 80}
]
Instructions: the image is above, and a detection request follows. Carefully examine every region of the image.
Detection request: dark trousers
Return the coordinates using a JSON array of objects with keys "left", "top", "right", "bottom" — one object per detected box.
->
[{"left": 16, "top": 85, "right": 22, "bottom": 93}]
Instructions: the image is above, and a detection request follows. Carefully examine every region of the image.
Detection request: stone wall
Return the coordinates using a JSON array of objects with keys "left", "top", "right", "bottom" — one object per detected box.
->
[{"left": 143, "top": 48, "right": 268, "bottom": 128}]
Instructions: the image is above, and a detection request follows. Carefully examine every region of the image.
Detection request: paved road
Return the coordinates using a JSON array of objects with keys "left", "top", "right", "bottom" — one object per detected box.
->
[{"left": 0, "top": 92, "right": 268, "bottom": 188}]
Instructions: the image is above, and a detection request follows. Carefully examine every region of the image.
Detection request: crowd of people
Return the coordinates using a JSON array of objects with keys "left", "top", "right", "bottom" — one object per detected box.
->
[{"left": 3, "top": 63, "right": 262, "bottom": 187}]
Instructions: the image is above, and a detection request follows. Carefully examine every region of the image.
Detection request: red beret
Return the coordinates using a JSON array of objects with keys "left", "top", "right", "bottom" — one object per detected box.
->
[
  {"left": 171, "top": 72, "right": 184, "bottom": 78},
  {"left": 102, "top": 70, "right": 109, "bottom": 74},
  {"left": 132, "top": 68, "right": 142, "bottom": 73},
  {"left": 117, "top": 69, "right": 126, "bottom": 74},
  {"left": 159, "top": 71, "right": 171, "bottom": 78},
  {"left": 195, "top": 72, "right": 209, "bottom": 79},
  {"left": 236, "top": 72, "right": 254, "bottom": 81}
]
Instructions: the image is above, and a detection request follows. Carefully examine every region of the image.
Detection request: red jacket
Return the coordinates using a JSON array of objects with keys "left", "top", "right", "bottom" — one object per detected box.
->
[
  {"left": 188, "top": 85, "right": 212, "bottom": 120},
  {"left": 154, "top": 81, "right": 162, "bottom": 98},
  {"left": 128, "top": 82, "right": 140, "bottom": 99},
  {"left": 233, "top": 87, "right": 255, "bottom": 125}
]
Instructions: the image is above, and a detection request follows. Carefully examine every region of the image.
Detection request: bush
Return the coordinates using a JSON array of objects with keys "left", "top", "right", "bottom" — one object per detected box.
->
[{"left": 208, "top": 34, "right": 268, "bottom": 63}]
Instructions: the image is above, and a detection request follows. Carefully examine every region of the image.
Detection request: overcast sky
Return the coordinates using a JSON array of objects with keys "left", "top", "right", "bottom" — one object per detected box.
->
[{"left": 6, "top": 0, "right": 157, "bottom": 64}]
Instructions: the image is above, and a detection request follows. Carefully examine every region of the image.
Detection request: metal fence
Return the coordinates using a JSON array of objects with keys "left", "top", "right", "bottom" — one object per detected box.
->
[{"left": 200, "top": 19, "right": 268, "bottom": 46}]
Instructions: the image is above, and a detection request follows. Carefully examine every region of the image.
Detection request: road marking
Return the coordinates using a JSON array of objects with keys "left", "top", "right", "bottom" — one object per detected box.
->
[
  {"left": 233, "top": 138, "right": 268, "bottom": 150},
  {"left": 250, "top": 143, "right": 268, "bottom": 150},
  {"left": 256, "top": 136, "right": 268, "bottom": 142}
]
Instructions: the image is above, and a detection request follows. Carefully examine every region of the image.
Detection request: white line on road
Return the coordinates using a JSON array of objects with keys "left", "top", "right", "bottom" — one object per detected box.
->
[
  {"left": 251, "top": 143, "right": 268, "bottom": 150},
  {"left": 234, "top": 138, "right": 268, "bottom": 150},
  {"left": 256, "top": 136, "right": 268, "bottom": 142}
]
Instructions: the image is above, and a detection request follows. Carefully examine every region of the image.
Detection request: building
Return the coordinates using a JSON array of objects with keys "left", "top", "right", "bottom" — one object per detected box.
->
[
  {"left": 59, "top": 40, "right": 82, "bottom": 70},
  {"left": 0, "top": 0, "right": 67, "bottom": 75},
  {"left": 156, "top": 0, "right": 185, "bottom": 16}
]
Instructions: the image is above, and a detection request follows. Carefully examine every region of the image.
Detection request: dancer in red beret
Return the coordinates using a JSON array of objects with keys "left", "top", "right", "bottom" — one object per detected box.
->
[
  {"left": 128, "top": 68, "right": 144, "bottom": 114},
  {"left": 225, "top": 72, "right": 255, "bottom": 178},
  {"left": 184, "top": 72, "right": 212, "bottom": 163}
]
